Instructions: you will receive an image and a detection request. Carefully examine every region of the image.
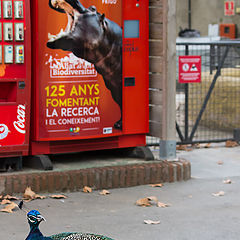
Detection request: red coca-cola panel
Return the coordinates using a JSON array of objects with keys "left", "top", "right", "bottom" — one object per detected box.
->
[
  {"left": 0, "top": 105, "right": 25, "bottom": 146},
  {"left": 0, "top": 0, "right": 31, "bottom": 157}
]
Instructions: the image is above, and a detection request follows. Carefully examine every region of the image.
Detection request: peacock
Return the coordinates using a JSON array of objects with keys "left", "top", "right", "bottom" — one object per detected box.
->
[{"left": 25, "top": 210, "right": 114, "bottom": 240}]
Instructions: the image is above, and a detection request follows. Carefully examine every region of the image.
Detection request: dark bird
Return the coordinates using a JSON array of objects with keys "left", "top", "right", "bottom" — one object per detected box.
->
[{"left": 25, "top": 210, "right": 114, "bottom": 240}]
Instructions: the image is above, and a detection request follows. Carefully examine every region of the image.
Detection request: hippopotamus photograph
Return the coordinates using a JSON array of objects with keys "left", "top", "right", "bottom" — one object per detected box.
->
[{"left": 47, "top": 0, "right": 122, "bottom": 129}]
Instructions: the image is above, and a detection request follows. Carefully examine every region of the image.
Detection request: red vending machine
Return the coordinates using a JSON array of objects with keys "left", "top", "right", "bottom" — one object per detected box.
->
[
  {"left": 0, "top": 0, "right": 31, "bottom": 167},
  {"left": 30, "top": 0, "right": 149, "bottom": 156}
]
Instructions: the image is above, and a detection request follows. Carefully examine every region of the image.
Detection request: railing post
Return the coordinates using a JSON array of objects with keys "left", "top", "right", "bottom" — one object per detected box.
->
[{"left": 184, "top": 45, "right": 189, "bottom": 142}]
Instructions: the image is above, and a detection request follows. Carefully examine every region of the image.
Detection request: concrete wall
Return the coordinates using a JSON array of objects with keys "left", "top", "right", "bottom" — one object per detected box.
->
[{"left": 177, "top": 0, "right": 240, "bottom": 37}]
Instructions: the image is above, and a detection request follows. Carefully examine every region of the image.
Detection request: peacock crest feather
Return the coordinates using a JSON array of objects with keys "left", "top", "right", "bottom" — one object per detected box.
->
[{"left": 25, "top": 210, "right": 114, "bottom": 240}]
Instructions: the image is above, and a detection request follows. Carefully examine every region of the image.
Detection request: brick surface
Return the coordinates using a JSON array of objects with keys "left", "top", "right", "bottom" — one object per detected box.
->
[
  {"left": 137, "top": 166, "right": 145, "bottom": 186},
  {"left": 106, "top": 167, "right": 114, "bottom": 189},
  {"left": 40, "top": 174, "right": 48, "bottom": 192},
  {"left": 119, "top": 167, "right": 126, "bottom": 188},
  {"left": 100, "top": 168, "right": 107, "bottom": 189},
  {"left": 112, "top": 168, "right": 120, "bottom": 188},
  {"left": 54, "top": 172, "right": 62, "bottom": 192},
  {"left": 94, "top": 169, "right": 101, "bottom": 190},
  {"left": 0, "top": 160, "right": 191, "bottom": 194},
  {"left": 155, "top": 163, "right": 163, "bottom": 183},
  {"left": 150, "top": 164, "right": 157, "bottom": 183},
  {"left": 131, "top": 166, "right": 138, "bottom": 186},
  {"left": 144, "top": 164, "right": 151, "bottom": 184},
  {"left": 162, "top": 162, "right": 169, "bottom": 182}
]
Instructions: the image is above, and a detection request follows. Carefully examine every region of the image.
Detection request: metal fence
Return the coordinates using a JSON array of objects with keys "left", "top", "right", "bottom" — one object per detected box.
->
[{"left": 176, "top": 41, "right": 240, "bottom": 144}]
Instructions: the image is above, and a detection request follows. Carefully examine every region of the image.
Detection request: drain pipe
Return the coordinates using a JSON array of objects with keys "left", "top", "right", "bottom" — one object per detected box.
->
[{"left": 188, "top": 0, "right": 191, "bottom": 29}]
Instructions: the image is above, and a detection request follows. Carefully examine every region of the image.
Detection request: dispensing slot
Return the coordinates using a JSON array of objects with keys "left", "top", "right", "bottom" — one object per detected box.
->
[{"left": 0, "top": 82, "right": 17, "bottom": 102}]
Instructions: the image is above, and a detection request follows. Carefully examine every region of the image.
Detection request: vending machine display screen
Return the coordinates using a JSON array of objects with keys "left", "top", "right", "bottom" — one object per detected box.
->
[{"left": 124, "top": 20, "right": 139, "bottom": 38}]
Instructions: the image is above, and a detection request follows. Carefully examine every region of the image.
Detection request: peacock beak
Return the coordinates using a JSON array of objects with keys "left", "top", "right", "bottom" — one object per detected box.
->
[{"left": 39, "top": 215, "right": 46, "bottom": 222}]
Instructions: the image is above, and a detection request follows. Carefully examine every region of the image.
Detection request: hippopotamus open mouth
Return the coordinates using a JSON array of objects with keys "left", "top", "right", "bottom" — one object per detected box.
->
[{"left": 47, "top": 0, "right": 86, "bottom": 45}]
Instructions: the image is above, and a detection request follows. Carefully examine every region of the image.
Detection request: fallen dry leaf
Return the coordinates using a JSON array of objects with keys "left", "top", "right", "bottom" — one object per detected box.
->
[
  {"left": 83, "top": 186, "right": 92, "bottom": 193},
  {"left": 0, "top": 202, "right": 18, "bottom": 213},
  {"left": 50, "top": 194, "right": 67, "bottom": 199},
  {"left": 225, "top": 140, "right": 238, "bottom": 148},
  {"left": 99, "top": 190, "right": 110, "bottom": 195},
  {"left": 136, "top": 196, "right": 159, "bottom": 207},
  {"left": 147, "top": 196, "right": 158, "bottom": 204},
  {"left": 1, "top": 199, "right": 12, "bottom": 205},
  {"left": 35, "top": 194, "right": 46, "bottom": 199},
  {"left": 212, "top": 191, "right": 225, "bottom": 197},
  {"left": 223, "top": 179, "right": 232, "bottom": 184},
  {"left": 144, "top": 220, "right": 161, "bottom": 225},
  {"left": 136, "top": 197, "right": 151, "bottom": 207},
  {"left": 3, "top": 195, "right": 19, "bottom": 200},
  {"left": 150, "top": 183, "right": 163, "bottom": 188},
  {"left": 204, "top": 143, "right": 211, "bottom": 148},
  {"left": 23, "top": 187, "right": 46, "bottom": 200},
  {"left": 157, "top": 202, "right": 171, "bottom": 208},
  {"left": 23, "top": 187, "right": 36, "bottom": 200},
  {"left": 192, "top": 143, "right": 201, "bottom": 149},
  {"left": 176, "top": 145, "right": 188, "bottom": 151}
]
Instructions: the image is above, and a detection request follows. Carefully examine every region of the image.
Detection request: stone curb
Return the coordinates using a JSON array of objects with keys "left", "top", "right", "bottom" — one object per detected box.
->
[{"left": 0, "top": 159, "right": 191, "bottom": 195}]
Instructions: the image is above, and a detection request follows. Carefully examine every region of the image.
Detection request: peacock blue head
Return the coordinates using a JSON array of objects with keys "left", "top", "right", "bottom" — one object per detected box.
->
[{"left": 27, "top": 210, "right": 46, "bottom": 228}]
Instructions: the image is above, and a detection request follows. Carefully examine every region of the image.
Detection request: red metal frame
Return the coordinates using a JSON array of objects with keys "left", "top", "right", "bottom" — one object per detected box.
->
[
  {"left": 0, "top": 0, "right": 31, "bottom": 157},
  {"left": 122, "top": 0, "right": 149, "bottom": 135},
  {"left": 30, "top": 0, "right": 149, "bottom": 155}
]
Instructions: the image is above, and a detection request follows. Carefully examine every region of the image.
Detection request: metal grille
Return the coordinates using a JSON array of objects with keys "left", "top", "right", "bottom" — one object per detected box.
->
[{"left": 176, "top": 41, "right": 240, "bottom": 144}]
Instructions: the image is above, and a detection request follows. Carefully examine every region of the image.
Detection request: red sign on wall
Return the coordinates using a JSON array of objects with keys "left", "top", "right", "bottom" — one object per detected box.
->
[
  {"left": 179, "top": 56, "right": 201, "bottom": 83},
  {"left": 225, "top": 1, "right": 235, "bottom": 16}
]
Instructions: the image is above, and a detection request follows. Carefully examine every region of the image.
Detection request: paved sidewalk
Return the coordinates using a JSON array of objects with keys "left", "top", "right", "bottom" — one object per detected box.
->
[{"left": 1, "top": 143, "right": 240, "bottom": 240}]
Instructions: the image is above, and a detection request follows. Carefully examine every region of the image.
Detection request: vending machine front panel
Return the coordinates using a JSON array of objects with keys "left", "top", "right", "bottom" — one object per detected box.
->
[{"left": 0, "top": 0, "right": 31, "bottom": 156}]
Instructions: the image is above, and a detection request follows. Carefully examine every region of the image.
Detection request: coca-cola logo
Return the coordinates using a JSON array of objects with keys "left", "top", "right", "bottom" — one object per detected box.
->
[
  {"left": 0, "top": 124, "right": 9, "bottom": 140},
  {"left": 13, "top": 105, "right": 26, "bottom": 134}
]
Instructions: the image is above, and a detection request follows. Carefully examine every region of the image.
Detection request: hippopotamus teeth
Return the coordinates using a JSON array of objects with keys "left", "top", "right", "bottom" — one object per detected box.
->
[{"left": 48, "top": 33, "right": 56, "bottom": 40}]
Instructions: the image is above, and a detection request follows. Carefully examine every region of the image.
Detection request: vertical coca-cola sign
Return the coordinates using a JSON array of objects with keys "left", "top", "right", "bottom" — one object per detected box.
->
[
  {"left": 13, "top": 104, "right": 26, "bottom": 134},
  {"left": 0, "top": 105, "right": 26, "bottom": 146}
]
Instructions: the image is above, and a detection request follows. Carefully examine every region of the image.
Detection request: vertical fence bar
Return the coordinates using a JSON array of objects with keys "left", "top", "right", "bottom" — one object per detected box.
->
[{"left": 184, "top": 45, "right": 189, "bottom": 141}]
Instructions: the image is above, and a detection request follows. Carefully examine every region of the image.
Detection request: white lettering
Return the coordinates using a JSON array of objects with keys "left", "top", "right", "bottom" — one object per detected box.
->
[
  {"left": 102, "top": 0, "right": 117, "bottom": 4},
  {"left": 13, "top": 105, "right": 26, "bottom": 134}
]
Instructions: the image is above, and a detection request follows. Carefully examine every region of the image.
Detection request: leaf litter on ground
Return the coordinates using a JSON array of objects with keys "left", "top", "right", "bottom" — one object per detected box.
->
[
  {"left": 225, "top": 140, "right": 239, "bottom": 148},
  {"left": 0, "top": 202, "right": 18, "bottom": 213},
  {"left": 150, "top": 183, "right": 163, "bottom": 188},
  {"left": 50, "top": 194, "right": 68, "bottom": 199},
  {"left": 0, "top": 187, "right": 69, "bottom": 213},
  {"left": 136, "top": 196, "right": 171, "bottom": 208},
  {"left": 83, "top": 186, "right": 92, "bottom": 193},
  {"left": 212, "top": 191, "right": 225, "bottom": 197},
  {"left": 99, "top": 190, "right": 110, "bottom": 195},
  {"left": 223, "top": 179, "right": 232, "bottom": 184},
  {"left": 1, "top": 199, "right": 12, "bottom": 205},
  {"left": 23, "top": 187, "right": 46, "bottom": 201},
  {"left": 144, "top": 220, "right": 161, "bottom": 225}
]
